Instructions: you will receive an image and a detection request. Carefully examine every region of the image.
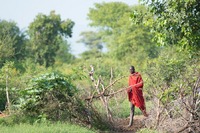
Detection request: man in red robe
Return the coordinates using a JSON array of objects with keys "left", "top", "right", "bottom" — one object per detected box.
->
[{"left": 127, "top": 66, "right": 148, "bottom": 127}]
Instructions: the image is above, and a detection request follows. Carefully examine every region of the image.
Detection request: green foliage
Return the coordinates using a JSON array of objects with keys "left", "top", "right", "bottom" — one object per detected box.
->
[
  {"left": 0, "top": 90, "right": 6, "bottom": 111},
  {"left": 0, "top": 112, "right": 98, "bottom": 132},
  {"left": 89, "top": 2, "right": 130, "bottom": 29},
  {"left": 19, "top": 72, "right": 77, "bottom": 117},
  {"left": 78, "top": 31, "right": 103, "bottom": 51},
  {"left": 144, "top": 47, "right": 185, "bottom": 102},
  {"left": 0, "top": 113, "right": 36, "bottom": 126},
  {"left": 18, "top": 72, "right": 110, "bottom": 131},
  {"left": 55, "top": 40, "right": 75, "bottom": 64},
  {"left": 0, "top": 20, "right": 26, "bottom": 67},
  {"left": 28, "top": 11, "right": 75, "bottom": 67},
  {"left": 143, "top": 46, "right": 199, "bottom": 105},
  {"left": 87, "top": 3, "right": 157, "bottom": 60},
  {"left": 132, "top": 0, "right": 200, "bottom": 52},
  {"left": 79, "top": 49, "right": 103, "bottom": 60},
  {"left": 112, "top": 99, "right": 142, "bottom": 118},
  {"left": 1, "top": 1, "right": 199, "bottom": 132},
  {"left": 137, "top": 128, "right": 158, "bottom": 133},
  {"left": 110, "top": 98, "right": 153, "bottom": 118},
  {"left": 0, "top": 121, "right": 96, "bottom": 133},
  {"left": 0, "top": 61, "right": 20, "bottom": 111}
]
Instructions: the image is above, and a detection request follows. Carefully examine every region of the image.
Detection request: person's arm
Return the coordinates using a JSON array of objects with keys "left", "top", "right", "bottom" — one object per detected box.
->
[
  {"left": 135, "top": 75, "right": 143, "bottom": 88},
  {"left": 127, "top": 76, "right": 132, "bottom": 92}
]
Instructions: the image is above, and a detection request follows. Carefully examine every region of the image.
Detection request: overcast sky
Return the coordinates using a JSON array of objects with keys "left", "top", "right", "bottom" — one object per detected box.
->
[{"left": 0, "top": 0, "right": 138, "bottom": 56}]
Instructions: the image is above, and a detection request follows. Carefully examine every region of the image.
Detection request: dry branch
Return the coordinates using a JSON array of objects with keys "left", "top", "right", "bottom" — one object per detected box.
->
[
  {"left": 85, "top": 75, "right": 127, "bottom": 101},
  {"left": 85, "top": 85, "right": 132, "bottom": 101}
]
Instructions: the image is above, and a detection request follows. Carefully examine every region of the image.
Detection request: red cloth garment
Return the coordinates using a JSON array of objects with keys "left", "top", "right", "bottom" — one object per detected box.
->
[{"left": 127, "top": 72, "right": 145, "bottom": 110}]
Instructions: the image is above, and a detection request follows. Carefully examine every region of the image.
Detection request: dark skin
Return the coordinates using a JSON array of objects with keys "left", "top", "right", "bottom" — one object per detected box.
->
[
  {"left": 130, "top": 66, "right": 135, "bottom": 74},
  {"left": 127, "top": 66, "right": 135, "bottom": 93},
  {"left": 128, "top": 66, "right": 148, "bottom": 127},
  {"left": 128, "top": 66, "right": 136, "bottom": 127}
]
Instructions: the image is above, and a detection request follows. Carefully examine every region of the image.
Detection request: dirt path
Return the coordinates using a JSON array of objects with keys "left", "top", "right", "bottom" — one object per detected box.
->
[
  {"left": 110, "top": 115, "right": 146, "bottom": 133},
  {"left": 0, "top": 112, "right": 8, "bottom": 118}
]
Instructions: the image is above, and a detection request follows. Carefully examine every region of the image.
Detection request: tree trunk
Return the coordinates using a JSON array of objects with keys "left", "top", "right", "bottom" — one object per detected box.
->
[{"left": 5, "top": 69, "right": 11, "bottom": 114}]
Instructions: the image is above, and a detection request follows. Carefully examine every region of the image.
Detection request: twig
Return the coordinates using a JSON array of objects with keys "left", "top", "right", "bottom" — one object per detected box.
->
[
  {"left": 85, "top": 76, "right": 127, "bottom": 100},
  {"left": 104, "top": 75, "right": 127, "bottom": 91},
  {"left": 85, "top": 85, "right": 131, "bottom": 101},
  {"left": 176, "top": 122, "right": 189, "bottom": 133}
]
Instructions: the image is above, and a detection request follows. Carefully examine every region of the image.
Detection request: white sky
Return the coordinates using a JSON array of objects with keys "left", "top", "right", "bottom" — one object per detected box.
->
[{"left": 0, "top": 0, "right": 138, "bottom": 56}]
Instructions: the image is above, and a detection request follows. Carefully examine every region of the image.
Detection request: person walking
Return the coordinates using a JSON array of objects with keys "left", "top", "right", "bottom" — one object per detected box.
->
[{"left": 127, "top": 66, "right": 148, "bottom": 127}]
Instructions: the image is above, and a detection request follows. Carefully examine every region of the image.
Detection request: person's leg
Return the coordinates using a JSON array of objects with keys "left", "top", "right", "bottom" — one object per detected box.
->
[
  {"left": 128, "top": 103, "right": 135, "bottom": 127},
  {"left": 139, "top": 106, "right": 148, "bottom": 117}
]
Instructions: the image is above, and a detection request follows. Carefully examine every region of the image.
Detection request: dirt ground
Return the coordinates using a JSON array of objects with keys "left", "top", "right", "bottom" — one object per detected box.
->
[
  {"left": 109, "top": 115, "right": 146, "bottom": 133},
  {"left": 0, "top": 112, "right": 7, "bottom": 118}
]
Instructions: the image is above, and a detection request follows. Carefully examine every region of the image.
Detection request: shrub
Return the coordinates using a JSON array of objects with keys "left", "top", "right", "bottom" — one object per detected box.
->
[
  {"left": 19, "top": 72, "right": 77, "bottom": 119},
  {"left": 18, "top": 72, "right": 110, "bottom": 130}
]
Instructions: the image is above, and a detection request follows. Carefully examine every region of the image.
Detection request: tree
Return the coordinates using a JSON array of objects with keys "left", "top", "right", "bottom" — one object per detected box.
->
[
  {"left": 77, "top": 31, "right": 104, "bottom": 59},
  {"left": 88, "top": 2, "right": 130, "bottom": 29},
  {"left": 0, "top": 20, "right": 26, "bottom": 67},
  {"left": 130, "top": 1, "right": 200, "bottom": 131},
  {"left": 28, "top": 11, "right": 74, "bottom": 67},
  {"left": 0, "top": 61, "right": 19, "bottom": 114},
  {"left": 79, "top": 50, "right": 103, "bottom": 60},
  {"left": 87, "top": 2, "right": 157, "bottom": 60},
  {"left": 55, "top": 40, "right": 75, "bottom": 64},
  {"left": 78, "top": 31, "right": 103, "bottom": 51},
  {"left": 132, "top": 0, "right": 200, "bottom": 52}
]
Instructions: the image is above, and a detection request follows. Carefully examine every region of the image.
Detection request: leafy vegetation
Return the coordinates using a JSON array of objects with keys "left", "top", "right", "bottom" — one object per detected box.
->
[
  {"left": 0, "top": 122, "right": 95, "bottom": 133},
  {"left": 132, "top": 0, "right": 200, "bottom": 52},
  {"left": 28, "top": 11, "right": 75, "bottom": 67},
  {"left": 0, "top": 20, "right": 26, "bottom": 68},
  {"left": 0, "top": 1, "right": 199, "bottom": 132}
]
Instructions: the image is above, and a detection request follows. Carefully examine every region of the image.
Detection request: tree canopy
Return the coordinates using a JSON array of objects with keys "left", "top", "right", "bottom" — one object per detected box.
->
[
  {"left": 0, "top": 20, "right": 26, "bottom": 67},
  {"left": 28, "top": 11, "right": 75, "bottom": 67},
  {"left": 132, "top": 0, "right": 200, "bottom": 52},
  {"left": 87, "top": 2, "right": 157, "bottom": 60}
]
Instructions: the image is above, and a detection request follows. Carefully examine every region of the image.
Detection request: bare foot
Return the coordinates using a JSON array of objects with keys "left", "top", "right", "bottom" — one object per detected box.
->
[
  {"left": 142, "top": 110, "right": 149, "bottom": 117},
  {"left": 126, "top": 124, "right": 132, "bottom": 128},
  {"left": 144, "top": 113, "right": 149, "bottom": 117}
]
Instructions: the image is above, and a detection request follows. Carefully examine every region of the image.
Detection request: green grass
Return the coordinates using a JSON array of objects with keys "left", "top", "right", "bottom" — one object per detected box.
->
[
  {"left": 137, "top": 128, "right": 158, "bottom": 133},
  {"left": 93, "top": 97, "right": 153, "bottom": 119},
  {"left": 113, "top": 99, "right": 142, "bottom": 118},
  {"left": 112, "top": 99, "right": 153, "bottom": 118},
  {"left": 0, "top": 122, "right": 96, "bottom": 133}
]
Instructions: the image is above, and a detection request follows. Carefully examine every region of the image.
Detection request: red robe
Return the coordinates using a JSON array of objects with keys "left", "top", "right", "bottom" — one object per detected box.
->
[{"left": 127, "top": 72, "right": 145, "bottom": 110}]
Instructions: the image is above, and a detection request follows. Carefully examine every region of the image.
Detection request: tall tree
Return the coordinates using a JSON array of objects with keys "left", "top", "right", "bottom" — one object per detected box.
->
[
  {"left": 28, "top": 11, "right": 74, "bottom": 67},
  {"left": 78, "top": 31, "right": 103, "bottom": 51},
  {"left": 55, "top": 40, "right": 75, "bottom": 64},
  {"left": 0, "top": 20, "right": 26, "bottom": 67},
  {"left": 87, "top": 2, "right": 156, "bottom": 60},
  {"left": 132, "top": 0, "right": 200, "bottom": 52},
  {"left": 78, "top": 31, "right": 103, "bottom": 60}
]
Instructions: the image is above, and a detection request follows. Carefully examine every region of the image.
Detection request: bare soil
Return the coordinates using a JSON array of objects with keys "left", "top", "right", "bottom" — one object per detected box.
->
[
  {"left": 0, "top": 112, "right": 7, "bottom": 118},
  {"left": 109, "top": 115, "right": 146, "bottom": 133}
]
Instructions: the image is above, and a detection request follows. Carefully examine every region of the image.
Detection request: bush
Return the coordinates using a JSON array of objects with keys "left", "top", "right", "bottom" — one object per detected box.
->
[
  {"left": 19, "top": 72, "right": 77, "bottom": 119},
  {"left": 18, "top": 72, "right": 110, "bottom": 130}
]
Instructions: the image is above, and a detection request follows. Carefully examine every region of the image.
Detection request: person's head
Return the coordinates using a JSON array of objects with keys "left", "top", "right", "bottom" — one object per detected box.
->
[{"left": 130, "top": 66, "right": 135, "bottom": 74}]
